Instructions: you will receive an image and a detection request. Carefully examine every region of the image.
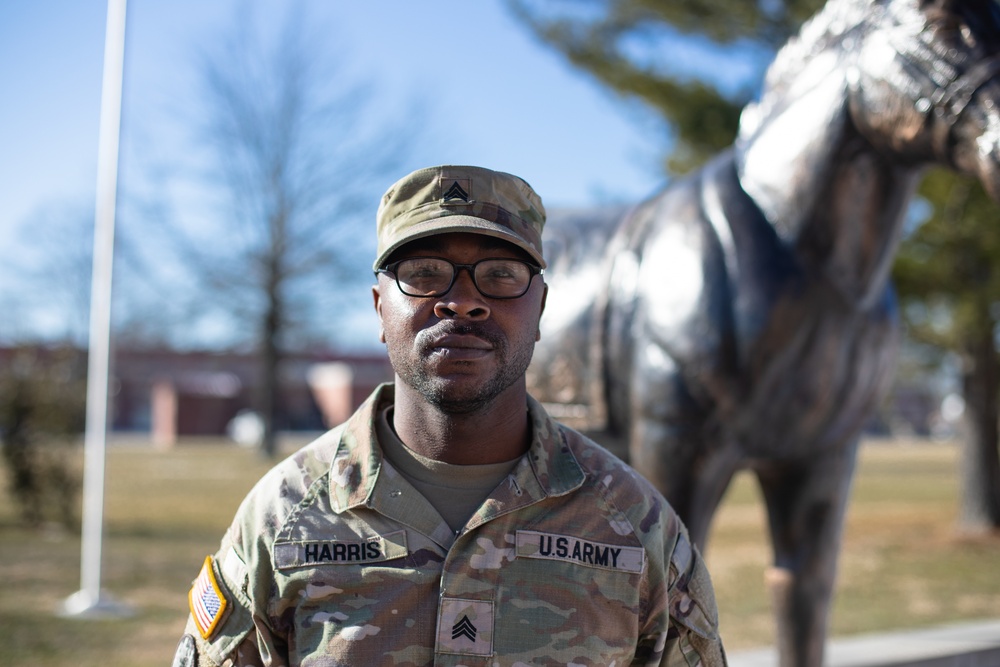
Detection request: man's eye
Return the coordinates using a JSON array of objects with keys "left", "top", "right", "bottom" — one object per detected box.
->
[
  {"left": 402, "top": 260, "right": 448, "bottom": 279},
  {"left": 481, "top": 261, "right": 524, "bottom": 281}
]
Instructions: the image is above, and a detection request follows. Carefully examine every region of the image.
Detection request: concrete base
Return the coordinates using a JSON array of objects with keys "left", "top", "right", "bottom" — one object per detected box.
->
[
  {"left": 727, "top": 619, "right": 1000, "bottom": 667},
  {"left": 59, "top": 589, "right": 135, "bottom": 619}
]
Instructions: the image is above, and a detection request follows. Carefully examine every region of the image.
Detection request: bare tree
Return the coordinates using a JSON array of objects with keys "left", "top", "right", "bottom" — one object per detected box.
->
[
  {"left": 0, "top": 195, "right": 182, "bottom": 350},
  {"left": 0, "top": 201, "right": 95, "bottom": 345},
  {"left": 178, "top": 6, "right": 411, "bottom": 457}
]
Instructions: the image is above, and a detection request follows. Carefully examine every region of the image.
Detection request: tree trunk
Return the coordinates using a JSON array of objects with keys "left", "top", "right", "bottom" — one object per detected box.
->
[
  {"left": 259, "top": 263, "right": 283, "bottom": 459},
  {"left": 958, "top": 331, "right": 1000, "bottom": 532},
  {"left": 259, "top": 325, "right": 280, "bottom": 459}
]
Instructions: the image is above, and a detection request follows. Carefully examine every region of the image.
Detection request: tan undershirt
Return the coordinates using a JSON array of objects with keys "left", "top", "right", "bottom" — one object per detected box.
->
[{"left": 376, "top": 406, "right": 520, "bottom": 533}]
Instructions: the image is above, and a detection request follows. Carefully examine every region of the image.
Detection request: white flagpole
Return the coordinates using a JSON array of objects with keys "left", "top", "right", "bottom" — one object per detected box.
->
[{"left": 61, "top": 0, "right": 132, "bottom": 619}]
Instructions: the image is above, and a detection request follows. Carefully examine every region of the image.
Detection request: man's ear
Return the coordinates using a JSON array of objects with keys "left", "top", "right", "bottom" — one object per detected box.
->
[
  {"left": 536, "top": 283, "right": 548, "bottom": 342},
  {"left": 372, "top": 284, "right": 386, "bottom": 344}
]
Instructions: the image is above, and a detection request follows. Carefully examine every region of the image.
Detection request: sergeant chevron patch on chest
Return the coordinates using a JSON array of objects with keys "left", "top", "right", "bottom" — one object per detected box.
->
[
  {"left": 516, "top": 530, "right": 645, "bottom": 573},
  {"left": 437, "top": 598, "right": 493, "bottom": 656}
]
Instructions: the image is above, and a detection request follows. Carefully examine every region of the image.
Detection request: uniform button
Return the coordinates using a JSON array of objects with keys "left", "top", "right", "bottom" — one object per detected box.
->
[{"left": 390, "top": 490, "right": 402, "bottom": 498}]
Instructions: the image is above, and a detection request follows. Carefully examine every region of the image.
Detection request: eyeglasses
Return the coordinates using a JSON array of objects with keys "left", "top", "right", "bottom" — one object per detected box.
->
[{"left": 376, "top": 257, "right": 543, "bottom": 299}]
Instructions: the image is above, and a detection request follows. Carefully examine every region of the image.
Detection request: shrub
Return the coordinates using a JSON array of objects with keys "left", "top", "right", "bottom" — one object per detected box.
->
[{"left": 0, "top": 345, "right": 86, "bottom": 528}]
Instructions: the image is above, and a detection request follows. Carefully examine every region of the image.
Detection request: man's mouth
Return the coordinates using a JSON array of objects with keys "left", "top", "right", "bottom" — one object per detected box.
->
[{"left": 429, "top": 333, "right": 494, "bottom": 359}]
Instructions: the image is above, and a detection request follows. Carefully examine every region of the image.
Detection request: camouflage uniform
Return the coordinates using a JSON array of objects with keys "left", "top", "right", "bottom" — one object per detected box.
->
[{"left": 177, "top": 384, "right": 727, "bottom": 666}]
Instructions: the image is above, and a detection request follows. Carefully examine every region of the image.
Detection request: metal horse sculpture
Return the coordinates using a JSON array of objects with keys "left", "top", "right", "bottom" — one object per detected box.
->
[{"left": 527, "top": 0, "right": 1000, "bottom": 664}]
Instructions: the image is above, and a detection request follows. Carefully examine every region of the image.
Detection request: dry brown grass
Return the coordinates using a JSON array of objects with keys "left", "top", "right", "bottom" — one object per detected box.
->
[
  {"left": 706, "top": 438, "right": 1000, "bottom": 651},
  {"left": 0, "top": 436, "right": 997, "bottom": 664},
  {"left": 0, "top": 438, "right": 287, "bottom": 667}
]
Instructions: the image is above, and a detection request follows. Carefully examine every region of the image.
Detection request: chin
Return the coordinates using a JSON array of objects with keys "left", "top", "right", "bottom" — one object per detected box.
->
[{"left": 421, "top": 376, "right": 512, "bottom": 414}]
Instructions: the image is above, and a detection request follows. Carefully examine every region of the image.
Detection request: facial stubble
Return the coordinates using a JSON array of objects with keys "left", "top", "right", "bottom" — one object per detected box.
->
[{"left": 389, "top": 322, "right": 536, "bottom": 415}]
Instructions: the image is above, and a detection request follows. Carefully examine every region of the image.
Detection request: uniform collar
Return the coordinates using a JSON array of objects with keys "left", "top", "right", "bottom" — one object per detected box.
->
[
  {"left": 327, "top": 384, "right": 585, "bottom": 514},
  {"left": 523, "top": 393, "right": 586, "bottom": 496}
]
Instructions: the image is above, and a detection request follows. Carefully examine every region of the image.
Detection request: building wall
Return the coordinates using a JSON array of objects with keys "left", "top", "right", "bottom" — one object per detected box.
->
[{"left": 110, "top": 348, "right": 393, "bottom": 442}]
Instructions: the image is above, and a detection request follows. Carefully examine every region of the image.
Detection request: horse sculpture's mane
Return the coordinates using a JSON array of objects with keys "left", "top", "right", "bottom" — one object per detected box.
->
[
  {"left": 741, "top": 0, "right": 870, "bottom": 140},
  {"left": 746, "top": 0, "right": 994, "bottom": 162}
]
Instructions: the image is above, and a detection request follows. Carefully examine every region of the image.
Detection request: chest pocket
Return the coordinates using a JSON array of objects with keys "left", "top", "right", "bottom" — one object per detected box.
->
[
  {"left": 485, "top": 530, "right": 645, "bottom": 665},
  {"left": 273, "top": 532, "right": 445, "bottom": 666}
]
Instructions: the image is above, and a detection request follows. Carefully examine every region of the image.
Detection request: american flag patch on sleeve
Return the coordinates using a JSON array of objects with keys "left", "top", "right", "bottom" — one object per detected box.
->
[{"left": 189, "top": 556, "right": 228, "bottom": 639}]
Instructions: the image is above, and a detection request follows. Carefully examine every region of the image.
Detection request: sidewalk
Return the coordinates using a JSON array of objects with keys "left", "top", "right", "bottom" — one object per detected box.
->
[{"left": 727, "top": 619, "right": 1000, "bottom": 667}]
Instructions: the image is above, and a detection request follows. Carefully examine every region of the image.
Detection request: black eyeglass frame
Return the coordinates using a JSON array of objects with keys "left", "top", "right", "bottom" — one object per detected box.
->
[{"left": 375, "top": 256, "right": 544, "bottom": 299}]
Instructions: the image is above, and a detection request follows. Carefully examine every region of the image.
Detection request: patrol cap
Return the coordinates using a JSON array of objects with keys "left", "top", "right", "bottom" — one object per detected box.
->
[{"left": 374, "top": 165, "right": 547, "bottom": 271}]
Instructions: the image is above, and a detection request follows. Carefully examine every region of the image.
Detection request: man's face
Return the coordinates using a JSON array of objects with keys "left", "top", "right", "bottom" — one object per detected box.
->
[{"left": 373, "top": 232, "right": 547, "bottom": 413}]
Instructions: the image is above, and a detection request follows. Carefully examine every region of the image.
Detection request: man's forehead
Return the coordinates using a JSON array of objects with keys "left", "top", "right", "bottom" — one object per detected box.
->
[{"left": 394, "top": 232, "right": 530, "bottom": 259}]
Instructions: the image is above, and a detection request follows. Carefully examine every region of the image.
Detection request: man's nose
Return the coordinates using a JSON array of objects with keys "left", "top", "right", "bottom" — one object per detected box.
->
[{"left": 433, "top": 267, "right": 491, "bottom": 320}]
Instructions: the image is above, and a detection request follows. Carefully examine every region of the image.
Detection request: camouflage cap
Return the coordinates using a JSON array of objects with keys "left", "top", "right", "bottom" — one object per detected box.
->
[{"left": 374, "top": 165, "right": 547, "bottom": 271}]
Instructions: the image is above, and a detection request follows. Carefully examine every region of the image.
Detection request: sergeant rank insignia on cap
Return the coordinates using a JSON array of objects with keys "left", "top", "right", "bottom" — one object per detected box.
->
[
  {"left": 189, "top": 556, "right": 228, "bottom": 639},
  {"left": 442, "top": 179, "right": 470, "bottom": 202}
]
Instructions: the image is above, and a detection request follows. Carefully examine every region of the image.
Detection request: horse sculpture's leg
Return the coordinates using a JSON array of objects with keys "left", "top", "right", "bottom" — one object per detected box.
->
[
  {"left": 754, "top": 439, "right": 859, "bottom": 667},
  {"left": 626, "top": 359, "right": 742, "bottom": 548},
  {"left": 630, "top": 423, "right": 740, "bottom": 548}
]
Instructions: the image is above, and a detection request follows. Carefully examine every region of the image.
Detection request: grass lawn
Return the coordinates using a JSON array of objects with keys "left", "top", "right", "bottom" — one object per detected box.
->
[
  {"left": 1, "top": 436, "right": 998, "bottom": 664},
  {"left": 706, "top": 439, "right": 1000, "bottom": 648}
]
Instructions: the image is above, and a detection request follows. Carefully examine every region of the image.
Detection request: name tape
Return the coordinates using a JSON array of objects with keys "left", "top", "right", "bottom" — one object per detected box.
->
[
  {"left": 516, "top": 530, "right": 644, "bottom": 573},
  {"left": 274, "top": 530, "right": 408, "bottom": 569}
]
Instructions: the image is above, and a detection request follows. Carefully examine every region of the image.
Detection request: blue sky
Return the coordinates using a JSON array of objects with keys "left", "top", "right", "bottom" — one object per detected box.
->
[
  {"left": 0, "top": 1, "right": 672, "bottom": 241},
  {"left": 0, "top": 1, "right": 772, "bottom": 349},
  {"left": 0, "top": 0, "right": 682, "bottom": 347}
]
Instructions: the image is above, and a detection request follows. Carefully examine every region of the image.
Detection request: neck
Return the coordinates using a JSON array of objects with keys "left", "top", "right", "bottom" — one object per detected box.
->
[
  {"left": 738, "top": 66, "right": 919, "bottom": 307},
  {"left": 738, "top": 60, "right": 852, "bottom": 241},
  {"left": 390, "top": 379, "right": 531, "bottom": 465}
]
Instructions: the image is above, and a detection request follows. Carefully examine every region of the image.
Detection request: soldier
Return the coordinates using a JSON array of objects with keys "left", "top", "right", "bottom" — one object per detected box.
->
[{"left": 173, "top": 165, "right": 728, "bottom": 666}]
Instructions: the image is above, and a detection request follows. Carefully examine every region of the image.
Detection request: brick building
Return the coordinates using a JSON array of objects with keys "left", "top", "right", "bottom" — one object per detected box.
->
[{"left": 107, "top": 348, "right": 392, "bottom": 444}]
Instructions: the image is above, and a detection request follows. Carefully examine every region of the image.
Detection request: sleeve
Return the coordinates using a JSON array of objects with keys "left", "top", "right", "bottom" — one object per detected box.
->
[
  {"left": 172, "top": 534, "right": 289, "bottom": 667},
  {"left": 659, "top": 529, "right": 728, "bottom": 667},
  {"left": 174, "top": 615, "right": 262, "bottom": 667}
]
